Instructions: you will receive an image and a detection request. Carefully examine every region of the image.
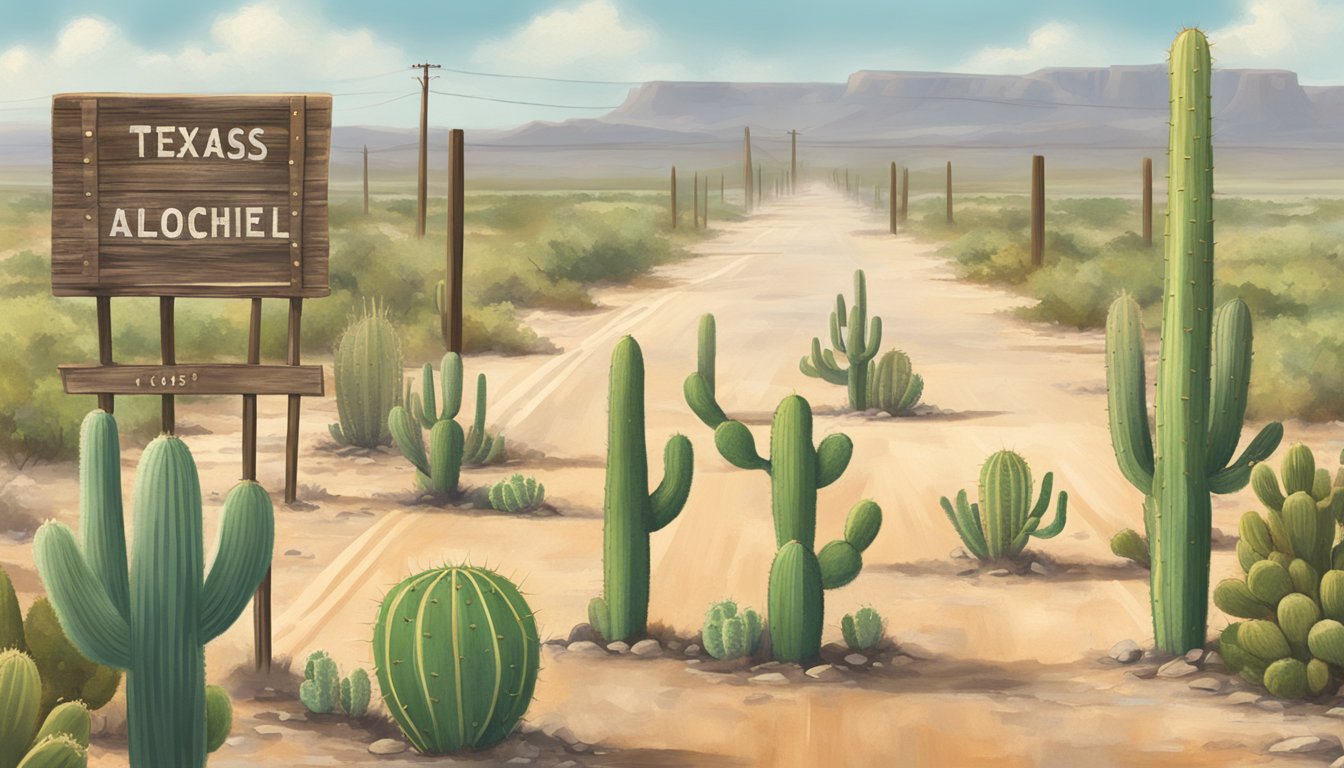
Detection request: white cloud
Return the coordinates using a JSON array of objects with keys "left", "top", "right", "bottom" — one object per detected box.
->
[
  {"left": 472, "top": 0, "right": 682, "bottom": 80},
  {"left": 1209, "top": 0, "right": 1344, "bottom": 81},
  {"left": 959, "top": 21, "right": 1107, "bottom": 74},
  {"left": 0, "top": 3, "right": 405, "bottom": 120}
]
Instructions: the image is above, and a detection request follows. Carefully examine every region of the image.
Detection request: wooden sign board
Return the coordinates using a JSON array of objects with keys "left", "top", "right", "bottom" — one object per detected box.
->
[{"left": 51, "top": 93, "right": 331, "bottom": 298}]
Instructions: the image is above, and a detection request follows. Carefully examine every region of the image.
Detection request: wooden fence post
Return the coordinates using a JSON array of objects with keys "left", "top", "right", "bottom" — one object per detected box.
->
[
  {"left": 443, "top": 128, "right": 464, "bottom": 353},
  {"left": 670, "top": 166, "right": 678, "bottom": 228},
  {"left": 1031, "top": 154, "right": 1045, "bottom": 267},
  {"left": 946, "top": 161, "right": 954, "bottom": 225}
]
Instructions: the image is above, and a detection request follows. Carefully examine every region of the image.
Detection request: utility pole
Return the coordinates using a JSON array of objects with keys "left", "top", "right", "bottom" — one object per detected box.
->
[
  {"left": 946, "top": 161, "right": 954, "bottom": 225},
  {"left": 743, "top": 127, "right": 753, "bottom": 213},
  {"left": 1031, "top": 154, "right": 1045, "bottom": 267},
  {"left": 757, "top": 163, "right": 762, "bottom": 205},
  {"left": 900, "top": 166, "right": 909, "bottom": 222},
  {"left": 789, "top": 129, "right": 798, "bottom": 195},
  {"left": 670, "top": 166, "right": 678, "bottom": 229},
  {"left": 693, "top": 171, "right": 699, "bottom": 229},
  {"left": 443, "top": 129, "right": 464, "bottom": 353},
  {"left": 412, "top": 62, "right": 440, "bottom": 239},
  {"left": 889, "top": 162, "right": 897, "bottom": 235},
  {"left": 362, "top": 144, "right": 369, "bottom": 215}
]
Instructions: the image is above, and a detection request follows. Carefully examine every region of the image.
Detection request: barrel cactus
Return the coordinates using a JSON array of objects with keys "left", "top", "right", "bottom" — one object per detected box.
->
[
  {"left": 33, "top": 410, "right": 274, "bottom": 768},
  {"left": 372, "top": 565, "right": 539, "bottom": 753},
  {"left": 939, "top": 450, "right": 1068, "bottom": 562},
  {"left": 0, "top": 650, "right": 90, "bottom": 768},
  {"left": 841, "top": 607, "right": 884, "bottom": 651},
  {"left": 701, "top": 600, "right": 762, "bottom": 661},
  {"left": 865, "top": 350, "right": 923, "bottom": 416},
  {"left": 1217, "top": 444, "right": 1344, "bottom": 699},
  {"left": 799, "top": 269, "right": 882, "bottom": 411},
  {"left": 486, "top": 474, "right": 546, "bottom": 514},
  {"left": 328, "top": 301, "right": 403, "bottom": 449}
]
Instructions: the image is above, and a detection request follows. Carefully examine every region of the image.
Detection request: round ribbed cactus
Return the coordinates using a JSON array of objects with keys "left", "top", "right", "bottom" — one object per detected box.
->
[
  {"left": 865, "top": 350, "right": 923, "bottom": 416},
  {"left": 486, "top": 474, "right": 545, "bottom": 514},
  {"left": 373, "top": 566, "right": 539, "bottom": 754},
  {"left": 701, "top": 600, "right": 762, "bottom": 661},
  {"left": 940, "top": 450, "right": 1067, "bottom": 562},
  {"left": 329, "top": 301, "right": 403, "bottom": 449}
]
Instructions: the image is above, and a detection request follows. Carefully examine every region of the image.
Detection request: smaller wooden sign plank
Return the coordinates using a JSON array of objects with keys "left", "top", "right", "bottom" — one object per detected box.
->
[{"left": 60, "top": 363, "right": 324, "bottom": 396}]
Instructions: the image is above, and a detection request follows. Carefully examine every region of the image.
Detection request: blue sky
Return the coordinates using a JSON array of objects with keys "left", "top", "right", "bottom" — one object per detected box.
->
[{"left": 0, "top": 0, "right": 1337, "bottom": 128}]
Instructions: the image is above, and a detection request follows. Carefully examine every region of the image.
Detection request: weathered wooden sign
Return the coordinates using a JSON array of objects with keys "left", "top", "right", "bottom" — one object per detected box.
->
[{"left": 52, "top": 93, "right": 331, "bottom": 297}]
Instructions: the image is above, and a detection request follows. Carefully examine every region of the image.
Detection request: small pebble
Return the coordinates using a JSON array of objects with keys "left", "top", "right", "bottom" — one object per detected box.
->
[
  {"left": 567, "top": 641, "right": 603, "bottom": 654},
  {"left": 368, "top": 738, "right": 407, "bottom": 755},
  {"left": 606, "top": 641, "right": 630, "bottom": 654},
  {"left": 1029, "top": 562, "right": 1049, "bottom": 576},
  {"left": 1156, "top": 659, "right": 1198, "bottom": 678},
  {"left": 804, "top": 664, "right": 843, "bottom": 680},
  {"left": 1227, "top": 691, "right": 1261, "bottom": 705},
  {"left": 1188, "top": 677, "right": 1225, "bottom": 693},
  {"left": 1108, "top": 640, "right": 1142, "bottom": 664},
  {"left": 1256, "top": 699, "right": 1286, "bottom": 712},
  {"left": 844, "top": 653, "right": 869, "bottom": 666},
  {"left": 631, "top": 639, "right": 662, "bottom": 657},
  {"left": 750, "top": 672, "right": 788, "bottom": 685},
  {"left": 986, "top": 569, "right": 1011, "bottom": 577},
  {"left": 685, "top": 644, "right": 702, "bottom": 656},
  {"left": 1267, "top": 735, "right": 1331, "bottom": 754}
]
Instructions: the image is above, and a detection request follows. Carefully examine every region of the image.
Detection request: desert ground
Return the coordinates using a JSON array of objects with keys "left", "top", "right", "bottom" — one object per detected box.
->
[{"left": 5, "top": 184, "right": 1344, "bottom": 767}]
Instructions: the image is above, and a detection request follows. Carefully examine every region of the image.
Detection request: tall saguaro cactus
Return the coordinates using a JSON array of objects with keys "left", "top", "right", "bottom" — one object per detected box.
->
[
  {"left": 589, "top": 337, "right": 694, "bottom": 643},
  {"left": 1104, "top": 29, "right": 1282, "bottom": 654},
  {"left": 799, "top": 269, "right": 883, "bottom": 410},
  {"left": 34, "top": 411, "right": 274, "bottom": 768}
]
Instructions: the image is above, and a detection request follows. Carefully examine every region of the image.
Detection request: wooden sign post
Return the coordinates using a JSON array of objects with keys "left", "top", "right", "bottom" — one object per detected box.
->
[{"left": 51, "top": 93, "right": 332, "bottom": 672}]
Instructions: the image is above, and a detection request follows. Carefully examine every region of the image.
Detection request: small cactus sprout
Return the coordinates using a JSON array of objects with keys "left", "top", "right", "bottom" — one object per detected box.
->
[
  {"left": 1110, "top": 529, "right": 1151, "bottom": 568},
  {"left": 340, "top": 668, "right": 371, "bottom": 719},
  {"left": 940, "top": 450, "right": 1067, "bottom": 562},
  {"left": 373, "top": 565, "right": 539, "bottom": 753},
  {"left": 329, "top": 300, "right": 403, "bottom": 449},
  {"left": 1216, "top": 444, "right": 1344, "bottom": 699},
  {"left": 865, "top": 350, "right": 923, "bottom": 416},
  {"left": 701, "top": 601, "right": 762, "bottom": 661},
  {"left": 486, "top": 474, "right": 546, "bottom": 514},
  {"left": 841, "top": 607, "right": 884, "bottom": 651},
  {"left": 799, "top": 269, "right": 883, "bottom": 411},
  {"left": 204, "top": 685, "right": 232, "bottom": 753},
  {"left": 300, "top": 651, "right": 340, "bottom": 714}
]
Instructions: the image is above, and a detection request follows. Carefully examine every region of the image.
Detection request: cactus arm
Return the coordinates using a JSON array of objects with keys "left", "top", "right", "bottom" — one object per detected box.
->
[
  {"left": 684, "top": 373, "right": 729, "bottom": 429},
  {"left": 200, "top": 482, "right": 275, "bottom": 643},
  {"left": 1209, "top": 422, "right": 1284, "bottom": 494},
  {"left": 940, "top": 491, "right": 989, "bottom": 560},
  {"left": 472, "top": 374, "right": 489, "bottom": 434},
  {"left": 830, "top": 296, "right": 848, "bottom": 354},
  {"left": 1207, "top": 299, "right": 1254, "bottom": 472},
  {"left": 648, "top": 435, "right": 693, "bottom": 532},
  {"left": 78, "top": 412, "right": 130, "bottom": 620},
  {"left": 714, "top": 421, "right": 770, "bottom": 472},
  {"left": 440, "top": 353, "right": 464, "bottom": 420},
  {"left": 1028, "top": 472, "right": 1055, "bottom": 519},
  {"left": 862, "top": 316, "right": 883, "bottom": 361},
  {"left": 32, "top": 523, "right": 130, "bottom": 669},
  {"left": 388, "top": 406, "right": 431, "bottom": 477},
  {"left": 697, "top": 314, "right": 716, "bottom": 391},
  {"left": 818, "top": 539, "right": 862, "bottom": 588},
  {"left": 1105, "top": 295, "right": 1155, "bottom": 495},
  {"left": 1030, "top": 491, "right": 1068, "bottom": 540},
  {"left": 417, "top": 363, "right": 438, "bottom": 428},
  {"left": 804, "top": 339, "right": 849, "bottom": 385},
  {"left": 427, "top": 420, "right": 465, "bottom": 493},
  {"left": 815, "top": 434, "right": 853, "bottom": 488}
]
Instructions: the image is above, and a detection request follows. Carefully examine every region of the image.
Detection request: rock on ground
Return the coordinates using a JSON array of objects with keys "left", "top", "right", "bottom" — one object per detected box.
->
[
  {"left": 368, "top": 738, "right": 407, "bottom": 755},
  {"left": 1108, "top": 640, "right": 1142, "bottom": 664}
]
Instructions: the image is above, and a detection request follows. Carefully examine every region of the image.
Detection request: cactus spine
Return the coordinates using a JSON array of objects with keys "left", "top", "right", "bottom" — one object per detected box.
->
[
  {"left": 589, "top": 337, "right": 694, "bottom": 643},
  {"left": 33, "top": 411, "right": 274, "bottom": 768},
  {"left": 1103, "top": 29, "right": 1283, "bottom": 654},
  {"left": 800, "top": 269, "right": 883, "bottom": 410},
  {"left": 713, "top": 396, "right": 881, "bottom": 662},
  {"left": 372, "top": 566, "right": 539, "bottom": 753},
  {"left": 328, "top": 301, "right": 403, "bottom": 448},
  {"left": 940, "top": 450, "right": 1068, "bottom": 562}
]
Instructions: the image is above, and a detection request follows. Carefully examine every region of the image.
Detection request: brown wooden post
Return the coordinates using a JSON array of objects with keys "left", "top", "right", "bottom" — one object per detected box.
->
[
  {"left": 845, "top": 168, "right": 850, "bottom": 193},
  {"left": 670, "top": 166, "right": 678, "bottom": 229},
  {"left": 900, "top": 166, "right": 909, "bottom": 222},
  {"left": 96, "top": 296, "right": 113, "bottom": 413},
  {"left": 285, "top": 298, "right": 302, "bottom": 504},
  {"left": 789, "top": 129, "right": 798, "bottom": 195},
  {"left": 443, "top": 129, "right": 464, "bottom": 353},
  {"left": 743, "top": 128, "right": 753, "bottom": 213},
  {"left": 1142, "top": 156, "right": 1153, "bottom": 247},
  {"left": 702, "top": 178, "right": 709, "bottom": 227},
  {"left": 1031, "top": 154, "right": 1045, "bottom": 268},
  {"left": 159, "top": 297, "right": 175, "bottom": 433},
  {"left": 245, "top": 297, "right": 263, "bottom": 671},
  {"left": 889, "top": 162, "right": 897, "bottom": 235},
  {"left": 946, "top": 161, "right": 954, "bottom": 225},
  {"left": 693, "top": 172, "right": 699, "bottom": 229},
  {"left": 757, "top": 164, "right": 762, "bottom": 205},
  {"left": 362, "top": 145, "right": 369, "bottom": 216}
]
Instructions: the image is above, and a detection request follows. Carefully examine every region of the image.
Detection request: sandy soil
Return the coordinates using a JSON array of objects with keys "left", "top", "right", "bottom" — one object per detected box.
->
[{"left": 5, "top": 184, "right": 1344, "bottom": 767}]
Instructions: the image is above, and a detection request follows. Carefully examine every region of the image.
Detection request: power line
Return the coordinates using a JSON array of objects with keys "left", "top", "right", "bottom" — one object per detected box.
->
[
  {"left": 438, "top": 66, "right": 645, "bottom": 86},
  {"left": 429, "top": 89, "right": 620, "bottom": 109}
]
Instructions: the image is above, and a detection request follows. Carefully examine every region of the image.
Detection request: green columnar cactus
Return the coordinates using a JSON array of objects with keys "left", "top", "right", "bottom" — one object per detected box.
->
[
  {"left": 300, "top": 651, "right": 340, "bottom": 714},
  {"left": 701, "top": 600, "right": 762, "bottom": 661},
  {"left": 461, "top": 373, "right": 505, "bottom": 466},
  {"left": 32, "top": 410, "right": 274, "bottom": 768},
  {"left": 372, "top": 565, "right": 539, "bottom": 753},
  {"left": 340, "top": 668, "right": 371, "bottom": 719},
  {"left": 865, "top": 349, "right": 923, "bottom": 416},
  {"left": 389, "top": 354, "right": 466, "bottom": 497},
  {"left": 684, "top": 314, "right": 729, "bottom": 429},
  {"left": 589, "top": 337, "right": 694, "bottom": 643},
  {"left": 0, "top": 650, "right": 90, "bottom": 768},
  {"left": 328, "top": 301, "right": 403, "bottom": 449},
  {"left": 841, "top": 607, "right": 884, "bottom": 651},
  {"left": 1216, "top": 445, "right": 1344, "bottom": 698},
  {"left": 486, "top": 474, "right": 546, "bottom": 514},
  {"left": 1104, "top": 29, "right": 1284, "bottom": 654},
  {"left": 799, "top": 270, "right": 882, "bottom": 410},
  {"left": 711, "top": 395, "right": 881, "bottom": 662},
  {"left": 940, "top": 450, "right": 1067, "bottom": 562},
  {"left": 0, "top": 570, "right": 21, "bottom": 652}
]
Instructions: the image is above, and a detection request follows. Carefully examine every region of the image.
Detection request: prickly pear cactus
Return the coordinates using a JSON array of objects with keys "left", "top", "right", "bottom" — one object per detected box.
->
[
  {"left": 372, "top": 565, "right": 539, "bottom": 753},
  {"left": 841, "top": 607, "right": 884, "bottom": 651},
  {"left": 300, "top": 651, "right": 340, "bottom": 714},
  {"left": 340, "top": 668, "right": 371, "bottom": 719},
  {"left": 799, "top": 269, "right": 883, "bottom": 411},
  {"left": 1216, "top": 444, "right": 1344, "bottom": 699},
  {"left": 939, "top": 450, "right": 1067, "bottom": 562},
  {"left": 701, "top": 600, "right": 762, "bottom": 661},
  {"left": 329, "top": 300, "right": 403, "bottom": 449}
]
